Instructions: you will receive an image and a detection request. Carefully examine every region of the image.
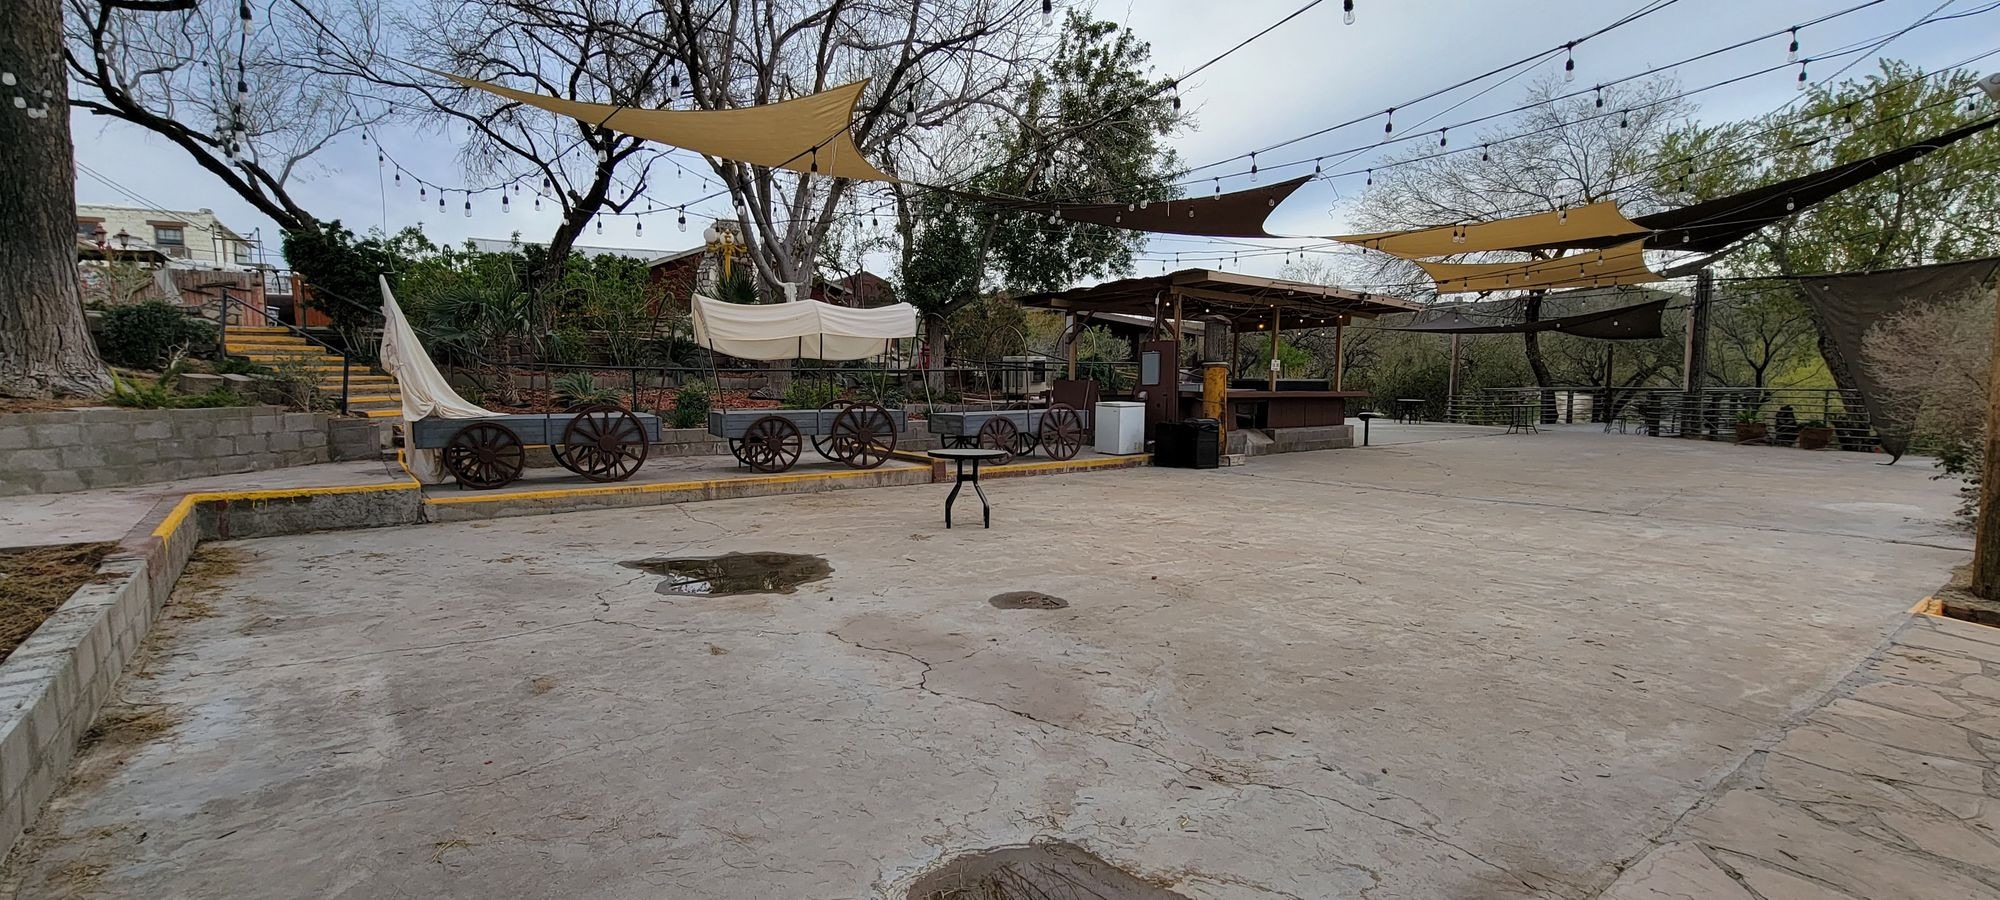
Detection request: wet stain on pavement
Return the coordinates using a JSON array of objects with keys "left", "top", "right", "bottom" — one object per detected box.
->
[
  {"left": 619, "top": 552, "right": 832, "bottom": 597},
  {"left": 989, "top": 591, "right": 1068, "bottom": 610},
  {"left": 907, "top": 842, "right": 1186, "bottom": 899}
]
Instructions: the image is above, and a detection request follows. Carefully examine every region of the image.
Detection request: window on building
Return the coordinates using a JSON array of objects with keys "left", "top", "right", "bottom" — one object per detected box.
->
[
  {"left": 153, "top": 224, "right": 186, "bottom": 255},
  {"left": 75, "top": 219, "right": 103, "bottom": 240},
  {"left": 233, "top": 242, "right": 253, "bottom": 265}
]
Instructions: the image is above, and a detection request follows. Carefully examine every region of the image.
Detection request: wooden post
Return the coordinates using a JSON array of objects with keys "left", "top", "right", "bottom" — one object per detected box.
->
[
  {"left": 1268, "top": 306, "right": 1281, "bottom": 391},
  {"left": 1171, "top": 290, "right": 1183, "bottom": 356},
  {"left": 1973, "top": 277, "right": 2000, "bottom": 599},
  {"left": 1065, "top": 313, "right": 1078, "bottom": 380},
  {"left": 1332, "top": 319, "right": 1346, "bottom": 390}
]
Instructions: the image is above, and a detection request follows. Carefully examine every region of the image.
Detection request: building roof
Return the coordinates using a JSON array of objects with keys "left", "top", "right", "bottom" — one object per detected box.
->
[
  {"left": 1015, "top": 269, "right": 1422, "bottom": 332},
  {"left": 75, "top": 203, "right": 250, "bottom": 243}
]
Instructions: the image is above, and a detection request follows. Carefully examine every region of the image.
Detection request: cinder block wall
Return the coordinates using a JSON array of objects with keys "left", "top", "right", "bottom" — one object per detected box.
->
[{"left": 0, "top": 407, "right": 329, "bottom": 496}]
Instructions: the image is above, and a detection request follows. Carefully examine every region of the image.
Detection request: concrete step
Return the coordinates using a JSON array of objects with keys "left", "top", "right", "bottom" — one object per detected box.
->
[
  {"left": 241, "top": 353, "right": 345, "bottom": 365},
  {"left": 323, "top": 375, "right": 393, "bottom": 385},
  {"left": 359, "top": 408, "right": 403, "bottom": 419},
  {"left": 229, "top": 326, "right": 294, "bottom": 334},
  {"left": 347, "top": 396, "right": 403, "bottom": 410}
]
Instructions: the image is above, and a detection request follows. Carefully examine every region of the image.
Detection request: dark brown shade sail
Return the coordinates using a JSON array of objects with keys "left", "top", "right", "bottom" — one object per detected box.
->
[
  {"left": 966, "top": 176, "right": 1314, "bottom": 239},
  {"left": 1387, "top": 297, "right": 1668, "bottom": 339}
]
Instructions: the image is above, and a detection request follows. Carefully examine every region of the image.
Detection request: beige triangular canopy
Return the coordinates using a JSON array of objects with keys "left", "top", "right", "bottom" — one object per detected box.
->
[
  {"left": 1335, "top": 201, "right": 1647, "bottom": 259},
  {"left": 448, "top": 74, "right": 895, "bottom": 183},
  {"left": 1418, "top": 240, "right": 1663, "bottom": 294}
]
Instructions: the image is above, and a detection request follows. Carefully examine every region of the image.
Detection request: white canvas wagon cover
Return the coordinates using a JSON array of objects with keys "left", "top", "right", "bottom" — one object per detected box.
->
[{"left": 690, "top": 294, "right": 916, "bottom": 361}]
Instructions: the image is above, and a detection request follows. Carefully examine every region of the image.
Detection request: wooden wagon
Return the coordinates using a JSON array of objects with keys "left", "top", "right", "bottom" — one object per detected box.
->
[
  {"left": 692, "top": 295, "right": 921, "bottom": 475},
  {"left": 710, "top": 401, "right": 907, "bottom": 473},
  {"left": 412, "top": 405, "right": 662, "bottom": 489},
  {"left": 926, "top": 405, "right": 1086, "bottom": 464}
]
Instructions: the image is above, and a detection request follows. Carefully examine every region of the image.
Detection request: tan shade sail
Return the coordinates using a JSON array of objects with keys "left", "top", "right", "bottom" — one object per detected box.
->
[
  {"left": 1334, "top": 201, "right": 1647, "bottom": 259},
  {"left": 448, "top": 74, "right": 895, "bottom": 183},
  {"left": 1419, "top": 240, "right": 1663, "bottom": 294}
]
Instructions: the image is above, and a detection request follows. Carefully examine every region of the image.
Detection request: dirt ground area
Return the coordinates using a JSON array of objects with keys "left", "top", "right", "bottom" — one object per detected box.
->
[{"left": 0, "top": 428, "right": 1972, "bottom": 899}]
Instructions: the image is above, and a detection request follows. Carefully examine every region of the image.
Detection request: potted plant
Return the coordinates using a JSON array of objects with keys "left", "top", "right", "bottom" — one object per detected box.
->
[
  {"left": 1797, "top": 419, "right": 1834, "bottom": 450},
  {"left": 1732, "top": 408, "right": 1767, "bottom": 444}
]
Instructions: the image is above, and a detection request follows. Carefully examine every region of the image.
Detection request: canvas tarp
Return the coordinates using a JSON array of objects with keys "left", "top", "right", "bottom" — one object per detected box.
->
[
  {"left": 691, "top": 295, "right": 916, "bottom": 361},
  {"left": 448, "top": 74, "right": 894, "bottom": 183},
  {"left": 378, "top": 275, "right": 496, "bottom": 483},
  {"left": 1387, "top": 296, "right": 1668, "bottom": 339},
  {"left": 1418, "top": 240, "right": 1663, "bottom": 293},
  {"left": 1798, "top": 256, "right": 2000, "bottom": 460},
  {"left": 1333, "top": 201, "right": 1648, "bottom": 258}
]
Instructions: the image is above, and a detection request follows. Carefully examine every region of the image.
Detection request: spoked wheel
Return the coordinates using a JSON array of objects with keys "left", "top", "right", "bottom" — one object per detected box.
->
[
  {"left": 812, "top": 399, "right": 855, "bottom": 461},
  {"left": 738, "top": 415, "right": 802, "bottom": 473},
  {"left": 829, "top": 402, "right": 898, "bottom": 470},
  {"left": 442, "top": 422, "right": 525, "bottom": 489},
  {"left": 555, "top": 404, "right": 650, "bottom": 482},
  {"left": 976, "top": 416, "right": 1020, "bottom": 464},
  {"left": 1037, "top": 404, "right": 1086, "bottom": 461}
]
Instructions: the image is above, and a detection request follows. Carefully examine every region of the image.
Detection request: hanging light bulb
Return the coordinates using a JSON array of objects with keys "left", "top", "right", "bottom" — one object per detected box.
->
[
  {"left": 1558, "top": 208, "right": 1568, "bottom": 224},
  {"left": 1213, "top": 178, "right": 1221, "bottom": 198},
  {"left": 1041, "top": 0, "right": 1053, "bottom": 23},
  {"left": 1619, "top": 110, "right": 1629, "bottom": 129},
  {"left": 1439, "top": 128, "right": 1448, "bottom": 148},
  {"left": 1170, "top": 81, "right": 1180, "bottom": 112},
  {"left": 1139, "top": 198, "right": 1150, "bottom": 210},
  {"left": 678, "top": 208, "right": 688, "bottom": 231},
  {"left": 1343, "top": 0, "right": 1355, "bottom": 25},
  {"left": 1365, "top": 169, "right": 1373, "bottom": 186},
  {"left": 596, "top": 219, "right": 603, "bottom": 234},
  {"left": 1249, "top": 152, "right": 1258, "bottom": 181},
  {"left": 1564, "top": 42, "right": 1576, "bottom": 82},
  {"left": 809, "top": 146, "right": 819, "bottom": 174},
  {"left": 1797, "top": 62, "right": 1808, "bottom": 90},
  {"left": 1313, "top": 158, "right": 1322, "bottom": 176},
  {"left": 636, "top": 219, "right": 643, "bottom": 235},
  {"left": 1785, "top": 197, "right": 1795, "bottom": 212},
  {"left": 501, "top": 194, "right": 509, "bottom": 213},
  {"left": 463, "top": 198, "right": 471, "bottom": 218},
  {"left": 1127, "top": 202, "right": 1135, "bottom": 212},
  {"left": 420, "top": 185, "right": 426, "bottom": 199},
  {"left": 533, "top": 196, "right": 541, "bottom": 211},
  {"left": 1383, "top": 107, "right": 1394, "bottom": 134},
  {"left": 438, "top": 195, "right": 445, "bottom": 212},
  {"left": 1481, "top": 144, "right": 1490, "bottom": 162},
  {"left": 393, "top": 171, "right": 401, "bottom": 186},
  {"left": 239, "top": 1, "right": 252, "bottom": 34},
  {"left": 1048, "top": 211, "right": 1058, "bottom": 224},
  {"left": 377, "top": 151, "right": 385, "bottom": 167},
  {"left": 1787, "top": 27, "right": 1799, "bottom": 63}
]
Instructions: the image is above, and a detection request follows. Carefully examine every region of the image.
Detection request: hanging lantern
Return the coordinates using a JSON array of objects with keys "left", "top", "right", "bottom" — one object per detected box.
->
[
  {"left": 1343, "top": 0, "right": 1355, "bottom": 25},
  {"left": 678, "top": 208, "right": 688, "bottom": 231},
  {"left": 1787, "top": 27, "right": 1799, "bottom": 63},
  {"left": 1564, "top": 42, "right": 1576, "bottom": 82}
]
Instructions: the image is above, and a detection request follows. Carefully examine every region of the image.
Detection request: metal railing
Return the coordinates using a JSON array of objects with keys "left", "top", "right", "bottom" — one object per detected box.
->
[
  {"left": 1444, "top": 386, "right": 1879, "bottom": 450},
  {"left": 198, "top": 290, "right": 354, "bottom": 415}
]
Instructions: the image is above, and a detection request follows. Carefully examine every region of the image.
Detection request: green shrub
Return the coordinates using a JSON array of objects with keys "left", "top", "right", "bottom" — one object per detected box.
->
[
  {"left": 554, "top": 371, "right": 622, "bottom": 409},
  {"left": 259, "top": 356, "right": 331, "bottom": 412},
  {"left": 784, "top": 377, "right": 843, "bottom": 409},
  {"left": 99, "top": 301, "right": 215, "bottom": 369},
  {"left": 1732, "top": 407, "right": 1763, "bottom": 424},
  {"left": 667, "top": 380, "right": 711, "bottom": 429},
  {"left": 214, "top": 355, "right": 270, "bottom": 376},
  {"left": 107, "top": 362, "right": 251, "bottom": 410}
]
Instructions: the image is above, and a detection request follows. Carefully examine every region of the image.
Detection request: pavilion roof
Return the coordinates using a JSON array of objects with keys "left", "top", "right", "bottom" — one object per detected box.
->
[{"left": 1015, "top": 269, "right": 1420, "bottom": 332}]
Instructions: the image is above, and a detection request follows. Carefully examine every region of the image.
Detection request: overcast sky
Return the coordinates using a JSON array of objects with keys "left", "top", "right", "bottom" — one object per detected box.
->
[{"left": 70, "top": 0, "right": 1995, "bottom": 282}]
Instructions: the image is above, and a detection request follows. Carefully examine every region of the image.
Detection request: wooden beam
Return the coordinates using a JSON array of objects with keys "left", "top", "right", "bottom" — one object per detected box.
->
[
  {"left": 1268, "top": 306, "right": 1281, "bottom": 391},
  {"left": 1332, "top": 322, "right": 1345, "bottom": 390}
]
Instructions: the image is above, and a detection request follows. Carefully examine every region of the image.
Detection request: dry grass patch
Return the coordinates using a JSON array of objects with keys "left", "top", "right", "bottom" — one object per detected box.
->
[{"left": 0, "top": 542, "right": 117, "bottom": 660}]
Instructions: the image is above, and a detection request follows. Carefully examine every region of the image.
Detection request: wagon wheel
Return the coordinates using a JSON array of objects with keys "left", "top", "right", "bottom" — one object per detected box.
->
[
  {"left": 738, "top": 415, "right": 802, "bottom": 473},
  {"left": 812, "top": 399, "right": 856, "bottom": 461},
  {"left": 976, "top": 416, "right": 1020, "bottom": 464},
  {"left": 1037, "top": 404, "right": 1085, "bottom": 461},
  {"left": 829, "top": 402, "right": 898, "bottom": 470},
  {"left": 556, "top": 404, "right": 650, "bottom": 482},
  {"left": 441, "top": 422, "right": 525, "bottom": 489}
]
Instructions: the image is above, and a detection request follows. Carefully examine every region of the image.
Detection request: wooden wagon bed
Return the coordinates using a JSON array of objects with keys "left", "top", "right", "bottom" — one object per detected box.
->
[
  {"left": 709, "top": 402, "right": 907, "bottom": 473},
  {"left": 413, "top": 406, "right": 662, "bottom": 489},
  {"left": 926, "top": 404, "right": 1086, "bottom": 463}
]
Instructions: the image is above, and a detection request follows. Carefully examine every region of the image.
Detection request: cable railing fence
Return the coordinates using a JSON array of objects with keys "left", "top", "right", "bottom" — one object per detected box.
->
[{"left": 1445, "top": 385, "right": 1879, "bottom": 451}]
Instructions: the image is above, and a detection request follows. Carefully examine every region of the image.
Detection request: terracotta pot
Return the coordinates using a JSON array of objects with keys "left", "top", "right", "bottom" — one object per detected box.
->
[
  {"left": 1797, "top": 426, "right": 1833, "bottom": 450},
  {"left": 1733, "top": 422, "right": 1767, "bottom": 444}
]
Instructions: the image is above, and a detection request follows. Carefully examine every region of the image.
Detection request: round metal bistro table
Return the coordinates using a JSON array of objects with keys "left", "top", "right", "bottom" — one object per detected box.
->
[{"left": 927, "top": 447, "right": 1008, "bottom": 529}]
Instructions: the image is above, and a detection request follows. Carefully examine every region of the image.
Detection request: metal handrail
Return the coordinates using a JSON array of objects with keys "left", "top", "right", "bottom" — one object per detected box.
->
[{"left": 207, "top": 290, "right": 352, "bottom": 415}]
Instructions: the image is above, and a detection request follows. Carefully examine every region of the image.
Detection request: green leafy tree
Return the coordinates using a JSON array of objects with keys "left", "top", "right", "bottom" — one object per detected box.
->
[
  {"left": 281, "top": 221, "right": 393, "bottom": 359},
  {"left": 898, "top": 12, "right": 1185, "bottom": 363},
  {"left": 1664, "top": 60, "right": 2000, "bottom": 399}
]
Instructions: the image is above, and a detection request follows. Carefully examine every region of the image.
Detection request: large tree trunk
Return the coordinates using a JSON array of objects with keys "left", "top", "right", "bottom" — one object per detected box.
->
[
  {"left": 0, "top": 0, "right": 111, "bottom": 398},
  {"left": 1521, "top": 290, "right": 1555, "bottom": 422}
]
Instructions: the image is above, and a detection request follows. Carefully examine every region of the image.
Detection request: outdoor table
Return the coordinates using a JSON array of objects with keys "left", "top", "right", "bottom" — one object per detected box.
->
[
  {"left": 1396, "top": 398, "right": 1425, "bottom": 423},
  {"left": 1506, "top": 404, "right": 1540, "bottom": 434},
  {"left": 928, "top": 448, "right": 1007, "bottom": 529},
  {"left": 1355, "top": 410, "right": 1380, "bottom": 446}
]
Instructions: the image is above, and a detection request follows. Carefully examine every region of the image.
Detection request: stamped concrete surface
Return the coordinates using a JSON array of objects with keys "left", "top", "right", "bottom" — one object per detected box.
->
[{"left": 0, "top": 430, "right": 1975, "bottom": 899}]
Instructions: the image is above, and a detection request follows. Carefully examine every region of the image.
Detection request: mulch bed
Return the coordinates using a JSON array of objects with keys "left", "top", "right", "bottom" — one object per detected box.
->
[{"left": 0, "top": 542, "right": 117, "bottom": 660}]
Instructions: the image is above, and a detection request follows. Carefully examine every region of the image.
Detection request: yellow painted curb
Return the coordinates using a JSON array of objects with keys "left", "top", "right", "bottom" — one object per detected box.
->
[
  {"left": 1910, "top": 595, "right": 1941, "bottom": 616},
  {"left": 986, "top": 454, "right": 1150, "bottom": 475},
  {"left": 151, "top": 481, "right": 422, "bottom": 538},
  {"left": 424, "top": 464, "right": 919, "bottom": 506}
]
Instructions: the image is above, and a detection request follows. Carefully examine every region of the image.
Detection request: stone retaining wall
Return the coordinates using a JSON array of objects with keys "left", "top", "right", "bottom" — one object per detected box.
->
[{"left": 0, "top": 407, "right": 329, "bottom": 497}]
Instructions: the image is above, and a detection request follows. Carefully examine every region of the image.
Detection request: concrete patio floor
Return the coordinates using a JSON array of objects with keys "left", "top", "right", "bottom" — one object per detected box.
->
[{"left": 0, "top": 429, "right": 1982, "bottom": 899}]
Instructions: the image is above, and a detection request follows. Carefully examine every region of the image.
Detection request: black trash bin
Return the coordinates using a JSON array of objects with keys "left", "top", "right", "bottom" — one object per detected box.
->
[{"left": 1155, "top": 418, "right": 1220, "bottom": 469}]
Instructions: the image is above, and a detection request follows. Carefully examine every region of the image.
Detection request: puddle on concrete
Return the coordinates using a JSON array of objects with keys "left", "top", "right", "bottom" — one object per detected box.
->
[
  {"left": 989, "top": 591, "right": 1069, "bottom": 610},
  {"left": 619, "top": 552, "right": 831, "bottom": 597},
  {"left": 907, "top": 842, "right": 1186, "bottom": 899}
]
